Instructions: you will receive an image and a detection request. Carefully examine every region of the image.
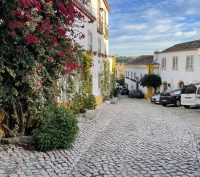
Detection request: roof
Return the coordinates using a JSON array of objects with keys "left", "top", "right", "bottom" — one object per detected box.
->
[
  {"left": 126, "top": 55, "right": 156, "bottom": 65},
  {"left": 103, "top": 0, "right": 110, "bottom": 12},
  {"left": 160, "top": 40, "right": 200, "bottom": 53}
]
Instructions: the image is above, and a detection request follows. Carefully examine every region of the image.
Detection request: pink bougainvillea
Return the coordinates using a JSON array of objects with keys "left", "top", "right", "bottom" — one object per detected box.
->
[{"left": 25, "top": 34, "right": 39, "bottom": 45}]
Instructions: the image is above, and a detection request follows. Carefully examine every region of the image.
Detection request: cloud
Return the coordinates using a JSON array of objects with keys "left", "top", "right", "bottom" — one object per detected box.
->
[{"left": 108, "top": 0, "right": 200, "bottom": 56}]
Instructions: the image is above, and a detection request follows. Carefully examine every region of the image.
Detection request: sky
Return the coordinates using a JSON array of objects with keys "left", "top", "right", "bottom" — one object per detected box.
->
[{"left": 109, "top": 0, "right": 200, "bottom": 56}]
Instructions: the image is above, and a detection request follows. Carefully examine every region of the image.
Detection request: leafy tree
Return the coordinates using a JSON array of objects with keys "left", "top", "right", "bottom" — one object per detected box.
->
[
  {"left": 140, "top": 74, "right": 162, "bottom": 92},
  {"left": 116, "top": 78, "right": 125, "bottom": 86}
]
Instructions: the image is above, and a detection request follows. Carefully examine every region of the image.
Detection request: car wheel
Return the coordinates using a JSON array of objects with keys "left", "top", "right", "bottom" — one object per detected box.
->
[
  {"left": 184, "top": 105, "right": 190, "bottom": 109},
  {"left": 175, "top": 100, "right": 181, "bottom": 107},
  {"left": 162, "top": 104, "right": 167, "bottom": 107}
]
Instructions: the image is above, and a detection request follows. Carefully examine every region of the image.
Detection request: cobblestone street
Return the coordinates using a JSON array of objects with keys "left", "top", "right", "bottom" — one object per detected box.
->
[{"left": 1, "top": 96, "right": 200, "bottom": 177}]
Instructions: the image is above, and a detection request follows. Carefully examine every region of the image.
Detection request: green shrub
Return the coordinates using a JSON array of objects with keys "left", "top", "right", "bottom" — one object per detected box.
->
[
  {"left": 32, "top": 105, "right": 79, "bottom": 151},
  {"left": 71, "top": 93, "right": 87, "bottom": 114},
  {"left": 85, "top": 95, "right": 97, "bottom": 110}
]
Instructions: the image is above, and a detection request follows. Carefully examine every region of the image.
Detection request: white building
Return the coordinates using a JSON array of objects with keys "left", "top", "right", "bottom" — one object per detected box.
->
[
  {"left": 125, "top": 55, "right": 159, "bottom": 98},
  {"left": 76, "top": 0, "right": 110, "bottom": 104},
  {"left": 59, "top": 0, "right": 111, "bottom": 105},
  {"left": 154, "top": 40, "right": 200, "bottom": 92}
]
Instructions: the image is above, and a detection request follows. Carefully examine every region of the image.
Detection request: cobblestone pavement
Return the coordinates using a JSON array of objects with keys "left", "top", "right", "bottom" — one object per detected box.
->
[{"left": 1, "top": 96, "right": 200, "bottom": 177}]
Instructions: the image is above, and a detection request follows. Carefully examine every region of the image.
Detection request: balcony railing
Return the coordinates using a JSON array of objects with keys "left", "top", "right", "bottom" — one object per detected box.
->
[
  {"left": 104, "top": 24, "right": 108, "bottom": 39},
  {"left": 97, "top": 18, "right": 103, "bottom": 34}
]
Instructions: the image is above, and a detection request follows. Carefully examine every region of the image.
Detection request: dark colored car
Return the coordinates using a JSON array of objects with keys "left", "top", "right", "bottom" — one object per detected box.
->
[
  {"left": 160, "top": 89, "right": 181, "bottom": 107},
  {"left": 121, "top": 88, "right": 129, "bottom": 95},
  {"left": 128, "top": 90, "right": 134, "bottom": 98},
  {"left": 133, "top": 90, "right": 144, "bottom": 98}
]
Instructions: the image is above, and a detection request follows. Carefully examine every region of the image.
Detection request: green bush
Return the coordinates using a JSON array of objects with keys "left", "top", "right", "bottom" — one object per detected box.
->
[
  {"left": 32, "top": 105, "right": 79, "bottom": 151},
  {"left": 71, "top": 93, "right": 87, "bottom": 114},
  {"left": 85, "top": 95, "right": 97, "bottom": 110}
]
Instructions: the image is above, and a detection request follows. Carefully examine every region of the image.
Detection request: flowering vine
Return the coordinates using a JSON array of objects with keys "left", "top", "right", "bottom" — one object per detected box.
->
[{"left": 0, "top": 0, "right": 86, "bottom": 136}]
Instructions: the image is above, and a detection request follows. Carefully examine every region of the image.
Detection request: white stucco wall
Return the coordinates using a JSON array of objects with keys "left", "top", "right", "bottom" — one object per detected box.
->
[
  {"left": 155, "top": 50, "right": 200, "bottom": 90},
  {"left": 125, "top": 67, "right": 148, "bottom": 94},
  {"left": 75, "top": 0, "right": 110, "bottom": 97}
]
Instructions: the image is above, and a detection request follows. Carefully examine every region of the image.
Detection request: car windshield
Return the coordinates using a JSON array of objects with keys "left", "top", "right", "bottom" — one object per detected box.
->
[
  {"left": 181, "top": 85, "right": 197, "bottom": 94},
  {"left": 173, "top": 90, "right": 181, "bottom": 95}
]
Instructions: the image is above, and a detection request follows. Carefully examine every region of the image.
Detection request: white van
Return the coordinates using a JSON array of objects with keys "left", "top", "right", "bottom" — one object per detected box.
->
[{"left": 181, "top": 84, "right": 200, "bottom": 108}]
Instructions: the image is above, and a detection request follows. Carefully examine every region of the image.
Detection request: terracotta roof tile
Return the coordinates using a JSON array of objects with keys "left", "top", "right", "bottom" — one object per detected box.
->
[{"left": 160, "top": 40, "right": 200, "bottom": 53}]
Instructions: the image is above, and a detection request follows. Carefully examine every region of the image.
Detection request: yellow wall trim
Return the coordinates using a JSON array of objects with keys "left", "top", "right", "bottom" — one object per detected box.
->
[{"left": 95, "top": 96, "right": 103, "bottom": 106}]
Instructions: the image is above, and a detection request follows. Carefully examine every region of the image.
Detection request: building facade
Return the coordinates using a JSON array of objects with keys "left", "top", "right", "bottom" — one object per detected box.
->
[
  {"left": 76, "top": 0, "right": 110, "bottom": 104},
  {"left": 125, "top": 56, "right": 159, "bottom": 98},
  {"left": 154, "top": 40, "right": 200, "bottom": 92},
  {"left": 59, "top": 0, "right": 111, "bottom": 105}
]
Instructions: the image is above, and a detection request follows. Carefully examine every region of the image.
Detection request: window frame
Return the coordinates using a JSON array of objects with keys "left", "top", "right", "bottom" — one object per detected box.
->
[
  {"left": 161, "top": 57, "right": 166, "bottom": 69},
  {"left": 172, "top": 56, "right": 178, "bottom": 70},
  {"left": 88, "top": 31, "right": 93, "bottom": 51},
  {"left": 186, "top": 56, "right": 194, "bottom": 71}
]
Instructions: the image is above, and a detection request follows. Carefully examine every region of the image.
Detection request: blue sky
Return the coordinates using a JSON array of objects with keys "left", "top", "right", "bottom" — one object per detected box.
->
[{"left": 109, "top": 0, "right": 200, "bottom": 56}]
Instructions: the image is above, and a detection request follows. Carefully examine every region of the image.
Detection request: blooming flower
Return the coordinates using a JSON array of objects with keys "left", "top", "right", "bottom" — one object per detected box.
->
[
  {"left": 59, "top": 51, "right": 65, "bottom": 58},
  {"left": 50, "top": 36, "right": 59, "bottom": 46},
  {"left": 40, "top": 22, "right": 52, "bottom": 32},
  {"left": 57, "top": 28, "right": 66, "bottom": 36},
  {"left": 25, "top": 34, "right": 39, "bottom": 45},
  {"left": 8, "top": 22, "right": 23, "bottom": 30},
  {"left": 32, "top": 1, "right": 42, "bottom": 11}
]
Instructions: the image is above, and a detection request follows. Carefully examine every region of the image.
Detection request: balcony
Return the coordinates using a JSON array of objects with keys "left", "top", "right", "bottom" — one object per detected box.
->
[
  {"left": 97, "top": 18, "right": 103, "bottom": 34},
  {"left": 104, "top": 24, "right": 108, "bottom": 40},
  {"left": 76, "top": 0, "right": 96, "bottom": 21}
]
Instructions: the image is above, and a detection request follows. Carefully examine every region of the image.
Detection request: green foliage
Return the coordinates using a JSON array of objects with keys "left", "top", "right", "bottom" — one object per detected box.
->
[
  {"left": 140, "top": 74, "right": 162, "bottom": 90},
  {"left": 101, "top": 60, "right": 111, "bottom": 100},
  {"left": 71, "top": 92, "right": 87, "bottom": 114},
  {"left": 0, "top": 0, "right": 83, "bottom": 136},
  {"left": 116, "top": 78, "right": 125, "bottom": 86},
  {"left": 85, "top": 95, "right": 96, "bottom": 110},
  {"left": 70, "top": 51, "right": 96, "bottom": 113},
  {"left": 116, "top": 56, "right": 136, "bottom": 64},
  {"left": 32, "top": 105, "right": 79, "bottom": 151}
]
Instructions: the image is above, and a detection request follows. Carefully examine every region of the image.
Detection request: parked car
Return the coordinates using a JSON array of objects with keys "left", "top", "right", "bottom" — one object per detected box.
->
[
  {"left": 181, "top": 84, "right": 200, "bottom": 108},
  {"left": 128, "top": 90, "right": 134, "bottom": 98},
  {"left": 132, "top": 90, "right": 144, "bottom": 98},
  {"left": 121, "top": 88, "right": 129, "bottom": 95},
  {"left": 160, "top": 89, "right": 181, "bottom": 107},
  {"left": 151, "top": 93, "right": 161, "bottom": 104}
]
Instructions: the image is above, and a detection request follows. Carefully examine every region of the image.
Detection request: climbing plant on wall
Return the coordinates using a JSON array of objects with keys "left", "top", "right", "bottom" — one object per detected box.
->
[
  {"left": 101, "top": 59, "right": 111, "bottom": 100},
  {"left": 0, "top": 0, "right": 85, "bottom": 136}
]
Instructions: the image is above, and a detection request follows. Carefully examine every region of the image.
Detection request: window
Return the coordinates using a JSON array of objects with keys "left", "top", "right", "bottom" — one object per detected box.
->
[
  {"left": 172, "top": 56, "right": 178, "bottom": 70},
  {"left": 197, "top": 87, "right": 200, "bottom": 95},
  {"left": 128, "top": 71, "right": 130, "bottom": 78},
  {"left": 98, "top": 38, "right": 101, "bottom": 53},
  {"left": 134, "top": 73, "right": 136, "bottom": 79},
  {"left": 104, "top": 41, "right": 107, "bottom": 55},
  {"left": 181, "top": 85, "right": 197, "bottom": 94},
  {"left": 186, "top": 56, "right": 194, "bottom": 71},
  {"left": 140, "top": 73, "right": 143, "bottom": 79},
  {"left": 98, "top": 73, "right": 101, "bottom": 90},
  {"left": 88, "top": 32, "right": 92, "bottom": 51},
  {"left": 131, "top": 72, "right": 133, "bottom": 79},
  {"left": 162, "top": 57, "right": 166, "bottom": 69},
  {"left": 131, "top": 85, "right": 133, "bottom": 90}
]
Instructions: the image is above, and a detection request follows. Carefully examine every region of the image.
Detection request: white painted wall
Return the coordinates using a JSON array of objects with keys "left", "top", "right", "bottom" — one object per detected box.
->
[
  {"left": 155, "top": 50, "right": 200, "bottom": 91},
  {"left": 75, "top": 0, "right": 110, "bottom": 96},
  {"left": 125, "top": 67, "right": 147, "bottom": 94}
]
